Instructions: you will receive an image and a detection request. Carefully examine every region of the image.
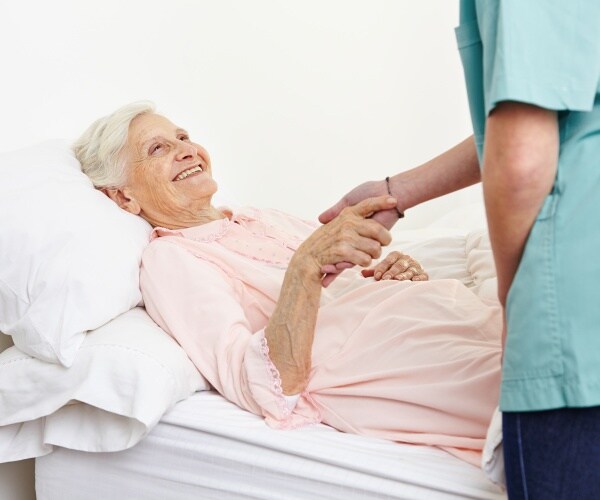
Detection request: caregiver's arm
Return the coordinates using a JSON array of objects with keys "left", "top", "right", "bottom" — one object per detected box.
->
[
  {"left": 319, "top": 135, "right": 481, "bottom": 229},
  {"left": 266, "top": 196, "right": 394, "bottom": 394},
  {"left": 482, "top": 102, "right": 558, "bottom": 306}
]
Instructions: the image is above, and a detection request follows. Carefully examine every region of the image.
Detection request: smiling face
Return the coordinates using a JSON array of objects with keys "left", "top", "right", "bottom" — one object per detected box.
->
[{"left": 116, "top": 113, "right": 219, "bottom": 228}]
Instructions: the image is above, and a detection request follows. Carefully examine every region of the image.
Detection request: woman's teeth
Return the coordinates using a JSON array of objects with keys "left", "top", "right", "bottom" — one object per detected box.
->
[{"left": 174, "top": 165, "right": 203, "bottom": 181}]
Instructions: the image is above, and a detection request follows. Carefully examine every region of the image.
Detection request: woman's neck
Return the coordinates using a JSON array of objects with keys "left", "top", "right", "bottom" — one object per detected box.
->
[
  {"left": 195, "top": 205, "right": 230, "bottom": 225},
  {"left": 146, "top": 205, "right": 229, "bottom": 230}
]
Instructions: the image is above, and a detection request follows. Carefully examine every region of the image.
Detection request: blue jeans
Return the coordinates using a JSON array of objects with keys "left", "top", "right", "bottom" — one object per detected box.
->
[{"left": 503, "top": 407, "right": 600, "bottom": 499}]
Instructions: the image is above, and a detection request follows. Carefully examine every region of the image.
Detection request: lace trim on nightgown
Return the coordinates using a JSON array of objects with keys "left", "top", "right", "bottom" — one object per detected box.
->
[
  {"left": 258, "top": 336, "right": 323, "bottom": 430},
  {"left": 187, "top": 217, "right": 297, "bottom": 268},
  {"left": 258, "top": 336, "right": 292, "bottom": 418},
  {"left": 245, "top": 208, "right": 304, "bottom": 246},
  {"left": 188, "top": 219, "right": 230, "bottom": 243}
]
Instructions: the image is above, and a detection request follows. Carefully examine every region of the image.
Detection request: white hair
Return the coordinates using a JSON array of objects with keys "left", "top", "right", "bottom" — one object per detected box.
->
[{"left": 73, "top": 101, "right": 156, "bottom": 188}]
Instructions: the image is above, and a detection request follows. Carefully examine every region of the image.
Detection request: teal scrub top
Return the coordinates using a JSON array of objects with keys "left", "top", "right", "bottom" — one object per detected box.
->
[{"left": 455, "top": 0, "right": 600, "bottom": 412}]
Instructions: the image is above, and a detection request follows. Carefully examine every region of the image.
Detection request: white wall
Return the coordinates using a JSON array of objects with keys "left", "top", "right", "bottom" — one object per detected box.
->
[{"left": 0, "top": 0, "right": 480, "bottom": 228}]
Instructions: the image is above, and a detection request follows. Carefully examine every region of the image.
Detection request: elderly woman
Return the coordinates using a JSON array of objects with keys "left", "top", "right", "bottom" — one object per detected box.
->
[{"left": 74, "top": 102, "right": 502, "bottom": 466}]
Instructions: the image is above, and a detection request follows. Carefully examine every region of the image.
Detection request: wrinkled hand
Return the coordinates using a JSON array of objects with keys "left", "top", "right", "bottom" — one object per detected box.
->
[
  {"left": 361, "top": 251, "right": 428, "bottom": 281},
  {"left": 318, "top": 180, "right": 401, "bottom": 231},
  {"left": 318, "top": 181, "right": 403, "bottom": 286},
  {"left": 293, "top": 195, "right": 396, "bottom": 286}
]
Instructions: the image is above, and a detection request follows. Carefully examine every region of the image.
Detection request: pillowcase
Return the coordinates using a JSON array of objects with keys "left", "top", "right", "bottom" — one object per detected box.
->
[
  {"left": 0, "top": 307, "right": 209, "bottom": 463},
  {"left": 0, "top": 140, "right": 151, "bottom": 366}
]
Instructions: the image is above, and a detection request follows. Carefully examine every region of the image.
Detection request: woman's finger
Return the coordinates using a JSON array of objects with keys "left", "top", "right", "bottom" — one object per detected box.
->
[
  {"left": 362, "top": 251, "right": 428, "bottom": 282},
  {"left": 391, "top": 263, "right": 423, "bottom": 281},
  {"left": 320, "top": 238, "right": 379, "bottom": 269},
  {"left": 394, "top": 270, "right": 416, "bottom": 280},
  {"left": 321, "top": 264, "right": 339, "bottom": 274},
  {"left": 379, "top": 252, "right": 416, "bottom": 279},
  {"left": 349, "top": 235, "right": 384, "bottom": 262},
  {"left": 380, "top": 262, "right": 411, "bottom": 280},
  {"left": 354, "top": 218, "right": 392, "bottom": 246},
  {"left": 363, "top": 251, "right": 408, "bottom": 280},
  {"left": 370, "top": 252, "right": 401, "bottom": 279},
  {"left": 321, "top": 261, "right": 354, "bottom": 276}
]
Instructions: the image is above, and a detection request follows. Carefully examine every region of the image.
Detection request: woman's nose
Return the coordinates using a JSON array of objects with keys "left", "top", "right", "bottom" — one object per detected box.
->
[{"left": 175, "top": 141, "right": 196, "bottom": 160}]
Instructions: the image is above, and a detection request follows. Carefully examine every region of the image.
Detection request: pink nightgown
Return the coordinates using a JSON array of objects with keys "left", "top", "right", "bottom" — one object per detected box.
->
[{"left": 140, "top": 207, "right": 502, "bottom": 466}]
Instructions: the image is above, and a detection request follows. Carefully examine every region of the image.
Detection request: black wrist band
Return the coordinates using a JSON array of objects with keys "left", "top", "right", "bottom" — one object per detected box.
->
[{"left": 385, "top": 177, "right": 404, "bottom": 219}]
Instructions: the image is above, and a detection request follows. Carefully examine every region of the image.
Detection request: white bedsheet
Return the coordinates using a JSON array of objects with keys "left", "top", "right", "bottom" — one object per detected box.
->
[{"left": 36, "top": 391, "right": 506, "bottom": 500}]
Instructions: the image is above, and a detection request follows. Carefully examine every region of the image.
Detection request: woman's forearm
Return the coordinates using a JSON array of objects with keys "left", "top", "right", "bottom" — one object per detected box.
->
[
  {"left": 264, "top": 257, "right": 322, "bottom": 395},
  {"left": 389, "top": 135, "right": 481, "bottom": 213},
  {"left": 265, "top": 195, "right": 395, "bottom": 395}
]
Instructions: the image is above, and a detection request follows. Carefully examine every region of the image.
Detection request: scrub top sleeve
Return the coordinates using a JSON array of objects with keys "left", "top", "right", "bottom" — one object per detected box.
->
[{"left": 477, "top": 0, "right": 600, "bottom": 114}]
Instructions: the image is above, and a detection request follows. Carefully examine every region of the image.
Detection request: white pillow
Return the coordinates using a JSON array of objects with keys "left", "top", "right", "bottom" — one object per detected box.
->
[
  {"left": 0, "top": 140, "right": 151, "bottom": 366},
  {"left": 0, "top": 307, "right": 209, "bottom": 463}
]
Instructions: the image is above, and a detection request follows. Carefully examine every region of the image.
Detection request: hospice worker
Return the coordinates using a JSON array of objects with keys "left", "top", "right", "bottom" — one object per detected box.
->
[
  {"left": 320, "top": 1, "right": 600, "bottom": 497},
  {"left": 73, "top": 101, "right": 503, "bottom": 466}
]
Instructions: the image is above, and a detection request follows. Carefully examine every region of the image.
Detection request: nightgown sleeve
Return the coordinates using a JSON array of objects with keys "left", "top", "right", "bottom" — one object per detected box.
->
[{"left": 139, "top": 238, "right": 297, "bottom": 426}]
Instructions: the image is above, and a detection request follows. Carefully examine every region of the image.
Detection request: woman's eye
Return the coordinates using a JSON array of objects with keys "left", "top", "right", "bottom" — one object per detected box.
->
[
  {"left": 150, "top": 144, "right": 163, "bottom": 155},
  {"left": 178, "top": 135, "right": 190, "bottom": 142}
]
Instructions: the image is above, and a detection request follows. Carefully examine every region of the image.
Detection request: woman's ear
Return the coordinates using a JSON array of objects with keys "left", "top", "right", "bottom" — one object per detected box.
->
[{"left": 101, "top": 187, "right": 141, "bottom": 215}]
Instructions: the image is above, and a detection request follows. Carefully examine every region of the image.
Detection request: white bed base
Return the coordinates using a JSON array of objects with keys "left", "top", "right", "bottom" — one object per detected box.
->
[{"left": 36, "top": 392, "right": 505, "bottom": 500}]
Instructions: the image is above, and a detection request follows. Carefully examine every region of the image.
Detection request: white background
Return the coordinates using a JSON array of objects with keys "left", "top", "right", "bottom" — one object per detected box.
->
[{"left": 1, "top": 0, "right": 480, "bottom": 227}]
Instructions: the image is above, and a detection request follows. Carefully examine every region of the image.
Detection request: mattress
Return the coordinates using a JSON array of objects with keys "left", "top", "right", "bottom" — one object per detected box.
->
[{"left": 36, "top": 391, "right": 506, "bottom": 500}]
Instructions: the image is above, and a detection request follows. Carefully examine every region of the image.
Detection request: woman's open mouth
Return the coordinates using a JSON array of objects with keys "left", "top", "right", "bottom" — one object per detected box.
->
[{"left": 173, "top": 165, "right": 203, "bottom": 181}]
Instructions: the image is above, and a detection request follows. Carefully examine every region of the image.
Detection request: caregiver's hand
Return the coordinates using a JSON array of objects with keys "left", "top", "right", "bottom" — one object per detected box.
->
[
  {"left": 293, "top": 195, "right": 395, "bottom": 281},
  {"left": 318, "top": 180, "right": 402, "bottom": 230},
  {"left": 361, "top": 251, "right": 428, "bottom": 281}
]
